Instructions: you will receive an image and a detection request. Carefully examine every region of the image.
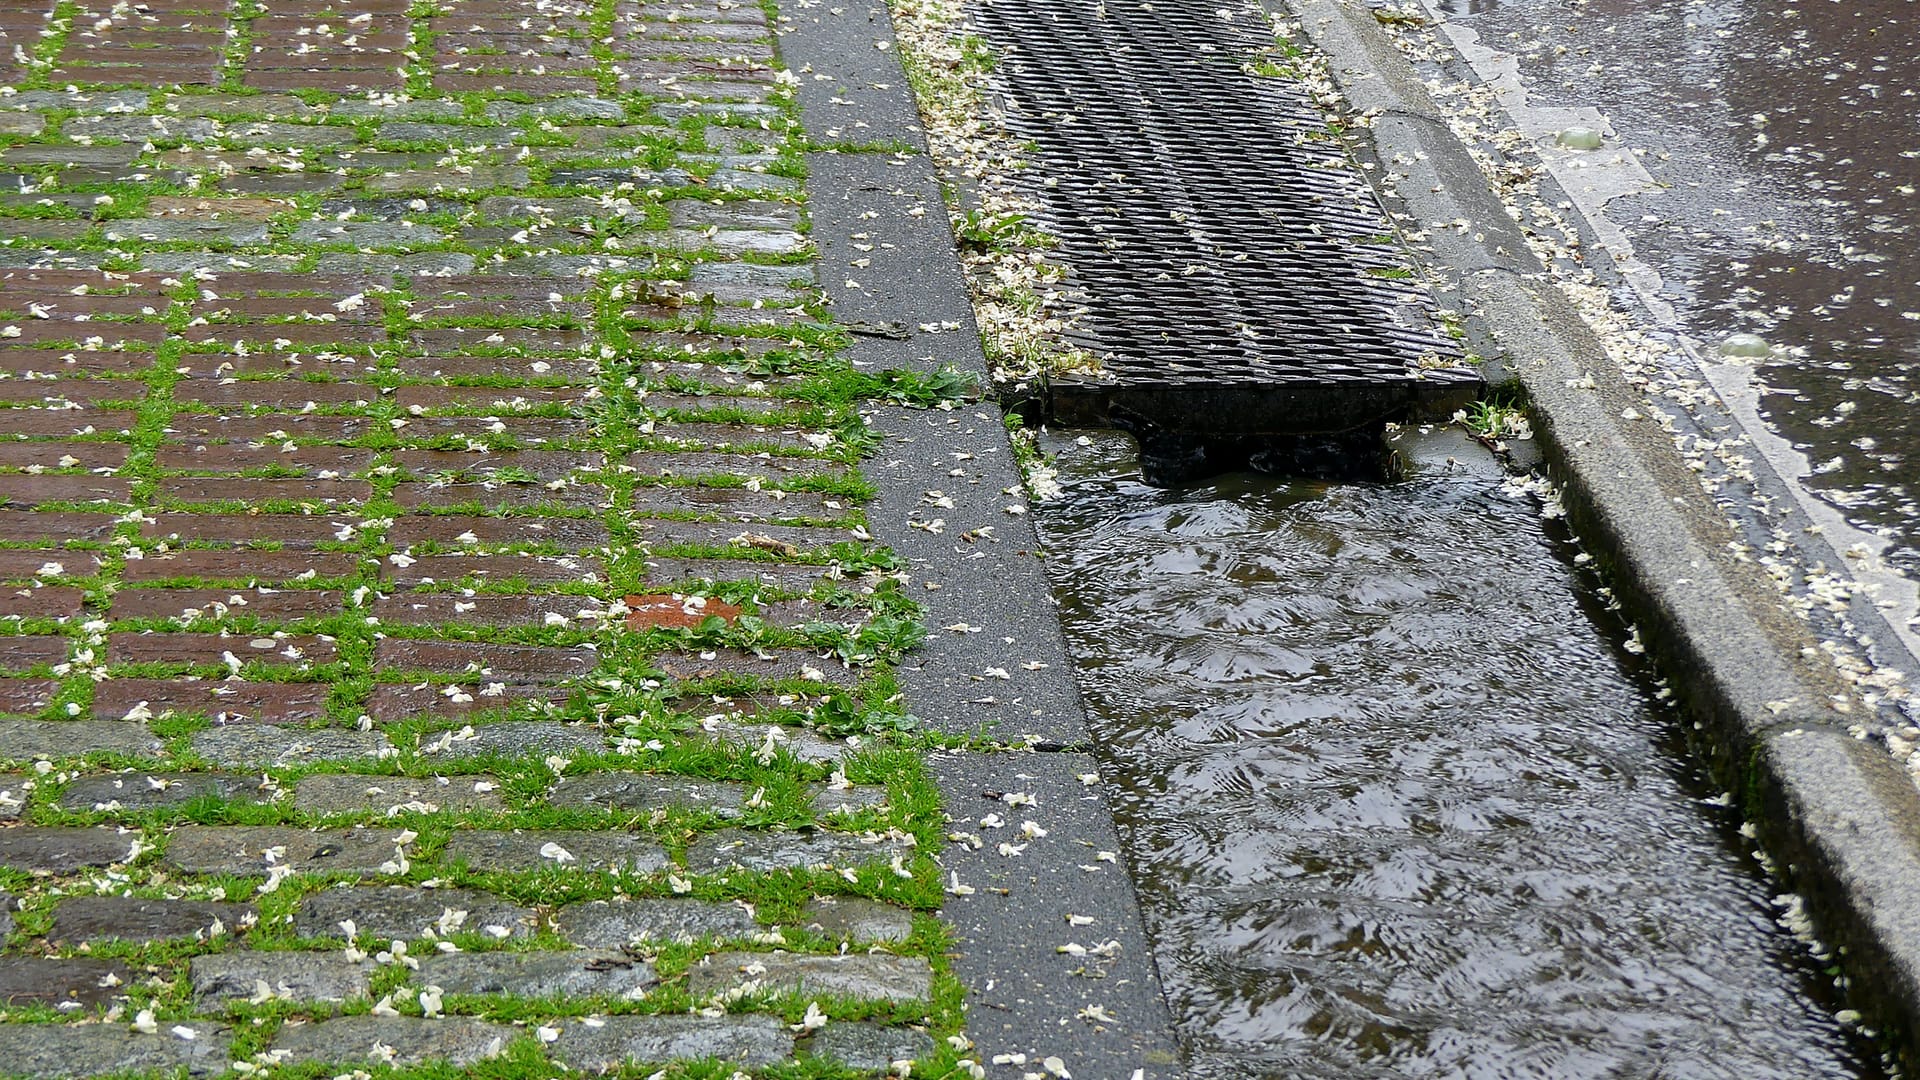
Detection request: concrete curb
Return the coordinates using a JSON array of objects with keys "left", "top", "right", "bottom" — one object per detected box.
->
[
  {"left": 777, "top": 3, "right": 1185, "bottom": 1074},
  {"left": 1290, "top": 0, "right": 1920, "bottom": 1063}
]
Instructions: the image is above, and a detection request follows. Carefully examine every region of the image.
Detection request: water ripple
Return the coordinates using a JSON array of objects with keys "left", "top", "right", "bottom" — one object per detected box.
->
[{"left": 1036, "top": 431, "right": 1882, "bottom": 1079}]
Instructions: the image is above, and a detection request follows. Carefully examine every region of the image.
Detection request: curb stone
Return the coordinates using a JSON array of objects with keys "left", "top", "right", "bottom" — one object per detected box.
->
[
  {"left": 779, "top": 0, "right": 1186, "bottom": 1073},
  {"left": 1288, "top": 0, "right": 1920, "bottom": 1063},
  {"left": 929, "top": 752, "right": 1184, "bottom": 1078}
]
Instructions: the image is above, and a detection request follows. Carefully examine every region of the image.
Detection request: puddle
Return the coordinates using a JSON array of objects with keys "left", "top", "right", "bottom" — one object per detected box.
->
[{"left": 1034, "top": 428, "right": 1887, "bottom": 1078}]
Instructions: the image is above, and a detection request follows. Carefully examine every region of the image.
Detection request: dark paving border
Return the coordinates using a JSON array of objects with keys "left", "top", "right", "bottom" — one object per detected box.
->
[
  {"left": 931, "top": 750, "right": 1184, "bottom": 1078},
  {"left": 778, "top": 2, "right": 1184, "bottom": 1075},
  {"left": 863, "top": 403, "right": 1092, "bottom": 748},
  {"left": 1287, "top": 0, "right": 1920, "bottom": 1067}
]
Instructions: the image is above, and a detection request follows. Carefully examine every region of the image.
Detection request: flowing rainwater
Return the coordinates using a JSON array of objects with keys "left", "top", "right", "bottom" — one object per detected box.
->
[{"left": 1034, "top": 429, "right": 1887, "bottom": 1078}]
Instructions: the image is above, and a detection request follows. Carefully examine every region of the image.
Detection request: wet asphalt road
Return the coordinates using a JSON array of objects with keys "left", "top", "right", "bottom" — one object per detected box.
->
[{"left": 1432, "top": 0, "right": 1920, "bottom": 576}]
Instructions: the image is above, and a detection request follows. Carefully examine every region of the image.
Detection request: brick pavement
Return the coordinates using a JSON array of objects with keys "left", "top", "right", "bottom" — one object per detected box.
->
[{"left": 0, "top": 1, "right": 968, "bottom": 1075}]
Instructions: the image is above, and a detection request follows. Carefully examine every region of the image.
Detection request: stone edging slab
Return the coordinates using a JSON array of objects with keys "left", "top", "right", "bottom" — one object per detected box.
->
[{"left": 777, "top": 1, "right": 1186, "bottom": 1075}]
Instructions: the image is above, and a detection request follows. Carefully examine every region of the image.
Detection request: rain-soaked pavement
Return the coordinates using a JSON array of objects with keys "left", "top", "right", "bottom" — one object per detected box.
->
[
  {"left": 1037, "top": 430, "right": 1887, "bottom": 1078},
  {"left": 1427, "top": 0, "right": 1920, "bottom": 575}
]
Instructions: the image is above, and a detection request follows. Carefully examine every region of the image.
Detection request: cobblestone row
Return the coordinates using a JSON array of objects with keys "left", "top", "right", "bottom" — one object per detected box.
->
[{"left": 0, "top": 0, "right": 956, "bottom": 1075}]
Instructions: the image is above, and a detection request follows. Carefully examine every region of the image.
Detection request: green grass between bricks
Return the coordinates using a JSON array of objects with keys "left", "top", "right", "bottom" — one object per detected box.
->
[{"left": 0, "top": 0, "right": 991, "bottom": 1073}]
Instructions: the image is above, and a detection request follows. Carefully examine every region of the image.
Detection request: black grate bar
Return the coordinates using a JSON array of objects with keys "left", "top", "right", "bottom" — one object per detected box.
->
[{"left": 973, "top": 0, "right": 1472, "bottom": 395}]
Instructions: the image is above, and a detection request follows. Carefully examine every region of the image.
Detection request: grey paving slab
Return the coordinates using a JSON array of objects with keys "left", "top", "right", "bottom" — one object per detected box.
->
[
  {"left": 791, "top": 24, "right": 1090, "bottom": 747},
  {"left": 810, "top": 783, "right": 890, "bottom": 817},
  {"left": 0, "top": 775, "right": 28, "bottom": 821},
  {"left": 0, "top": 957, "right": 134, "bottom": 1008},
  {"left": 190, "top": 726, "right": 391, "bottom": 767},
  {"left": 293, "top": 773, "right": 506, "bottom": 815},
  {"left": 554, "top": 897, "right": 761, "bottom": 946},
  {"left": 798, "top": 895, "right": 914, "bottom": 943},
  {"left": 410, "top": 720, "right": 609, "bottom": 761},
  {"left": 0, "top": 719, "right": 163, "bottom": 759},
  {"left": 862, "top": 404, "right": 1089, "bottom": 745},
  {"left": 694, "top": 718, "right": 856, "bottom": 764},
  {"left": 294, "top": 886, "right": 537, "bottom": 942},
  {"left": 777, "top": 0, "right": 927, "bottom": 146},
  {"left": 685, "top": 827, "right": 912, "bottom": 871},
  {"left": 931, "top": 750, "right": 1181, "bottom": 1079},
  {"left": 782, "top": 12, "right": 1187, "bottom": 1074},
  {"left": 0, "top": 1024, "right": 230, "bottom": 1077},
  {"left": 414, "top": 949, "right": 658, "bottom": 999},
  {"left": 58, "top": 772, "right": 266, "bottom": 812},
  {"left": 269, "top": 1015, "right": 516, "bottom": 1067},
  {"left": 688, "top": 951, "right": 933, "bottom": 1002},
  {"left": 163, "top": 825, "right": 415, "bottom": 875},
  {"left": 440, "top": 829, "right": 670, "bottom": 874},
  {"left": 190, "top": 951, "right": 372, "bottom": 1007},
  {"left": 50, "top": 896, "right": 255, "bottom": 944},
  {"left": 550, "top": 772, "right": 747, "bottom": 816},
  {"left": 0, "top": 827, "right": 138, "bottom": 873},
  {"left": 804, "top": 152, "right": 980, "bottom": 364},
  {"left": 806, "top": 1022, "right": 936, "bottom": 1071}
]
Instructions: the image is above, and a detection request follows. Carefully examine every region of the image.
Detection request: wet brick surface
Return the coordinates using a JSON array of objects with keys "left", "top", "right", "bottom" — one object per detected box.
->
[{"left": 0, "top": 0, "right": 953, "bottom": 1074}]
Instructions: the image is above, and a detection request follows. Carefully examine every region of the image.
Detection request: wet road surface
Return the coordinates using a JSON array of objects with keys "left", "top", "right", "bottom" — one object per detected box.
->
[{"left": 1431, "top": 0, "right": 1920, "bottom": 575}]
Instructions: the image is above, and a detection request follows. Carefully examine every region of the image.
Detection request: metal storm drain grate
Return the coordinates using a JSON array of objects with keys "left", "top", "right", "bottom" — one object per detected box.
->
[{"left": 972, "top": 0, "right": 1476, "bottom": 440}]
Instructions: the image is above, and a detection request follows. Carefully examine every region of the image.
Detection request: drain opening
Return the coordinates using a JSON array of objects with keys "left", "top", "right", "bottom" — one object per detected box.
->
[{"left": 972, "top": 0, "right": 1476, "bottom": 474}]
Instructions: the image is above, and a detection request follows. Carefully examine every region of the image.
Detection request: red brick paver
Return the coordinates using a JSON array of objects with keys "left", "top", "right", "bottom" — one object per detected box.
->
[{"left": 0, "top": 0, "right": 948, "bottom": 1073}]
